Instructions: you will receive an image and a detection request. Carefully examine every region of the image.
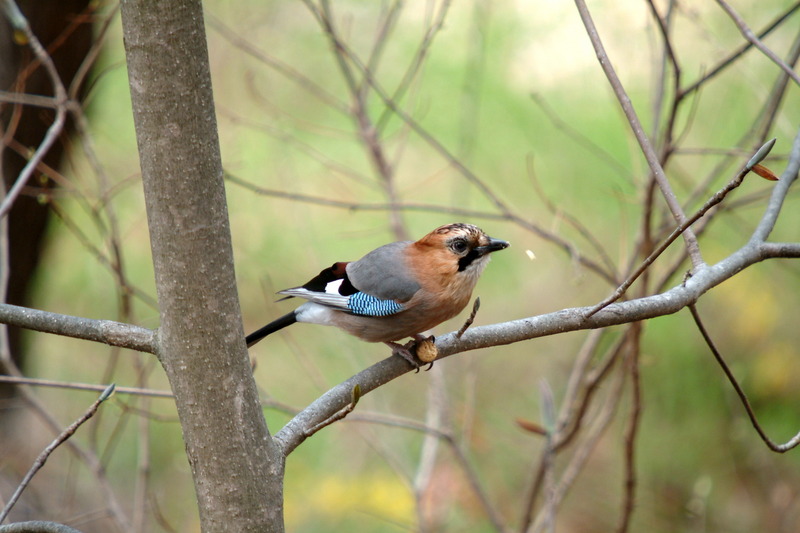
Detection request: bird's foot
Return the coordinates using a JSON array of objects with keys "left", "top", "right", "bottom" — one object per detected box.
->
[
  {"left": 385, "top": 335, "right": 437, "bottom": 372},
  {"left": 385, "top": 340, "right": 424, "bottom": 371}
]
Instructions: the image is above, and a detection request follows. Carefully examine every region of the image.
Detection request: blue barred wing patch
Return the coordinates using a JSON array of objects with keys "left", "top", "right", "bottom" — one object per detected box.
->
[{"left": 347, "top": 292, "right": 404, "bottom": 317}]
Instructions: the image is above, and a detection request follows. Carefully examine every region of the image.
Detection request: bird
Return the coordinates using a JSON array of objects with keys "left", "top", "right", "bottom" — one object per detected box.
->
[{"left": 245, "top": 223, "right": 509, "bottom": 367}]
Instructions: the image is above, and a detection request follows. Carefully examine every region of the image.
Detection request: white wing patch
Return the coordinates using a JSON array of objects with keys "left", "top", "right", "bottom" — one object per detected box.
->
[{"left": 324, "top": 279, "right": 344, "bottom": 295}]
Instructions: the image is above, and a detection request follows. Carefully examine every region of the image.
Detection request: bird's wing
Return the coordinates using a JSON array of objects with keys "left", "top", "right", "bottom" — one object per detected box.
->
[
  {"left": 278, "top": 287, "right": 405, "bottom": 317},
  {"left": 346, "top": 241, "right": 421, "bottom": 302},
  {"left": 278, "top": 250, "right": 414, "bottom": 317}
]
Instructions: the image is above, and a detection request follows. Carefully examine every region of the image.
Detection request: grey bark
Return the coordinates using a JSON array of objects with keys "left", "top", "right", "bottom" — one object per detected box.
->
[{"left": 119, "top": 1, "right": 284, "bottom": 531}]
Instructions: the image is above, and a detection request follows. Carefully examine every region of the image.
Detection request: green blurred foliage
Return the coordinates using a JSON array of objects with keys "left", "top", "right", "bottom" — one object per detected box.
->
[{"left": 10, "top": 0, "right": 800, "bottom": 531}]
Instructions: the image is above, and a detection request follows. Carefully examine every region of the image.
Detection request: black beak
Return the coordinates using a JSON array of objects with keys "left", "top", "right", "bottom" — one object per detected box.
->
[{"left": 476, "top": 237, "right": 510, "bottom": 255}]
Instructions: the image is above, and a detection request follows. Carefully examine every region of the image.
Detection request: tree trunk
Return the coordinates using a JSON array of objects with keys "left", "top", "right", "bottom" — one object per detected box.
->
[{"left": 119, "top": 1, "right": 285, "bottom": 530}]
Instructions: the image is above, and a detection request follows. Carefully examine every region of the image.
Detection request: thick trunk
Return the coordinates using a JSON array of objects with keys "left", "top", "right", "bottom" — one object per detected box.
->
[{"left": 119, "top": 1, "right": 285, "bottom": 530}]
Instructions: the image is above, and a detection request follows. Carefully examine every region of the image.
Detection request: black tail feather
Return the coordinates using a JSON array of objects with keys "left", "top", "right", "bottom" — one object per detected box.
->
[{"left": 246, "top": 312, "right": 297, "bottom": 347}]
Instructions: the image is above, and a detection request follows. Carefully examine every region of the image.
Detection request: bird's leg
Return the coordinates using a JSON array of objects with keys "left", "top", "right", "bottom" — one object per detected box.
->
[{"left": 385, "top": 340, "right": 423, "bottom": 371}]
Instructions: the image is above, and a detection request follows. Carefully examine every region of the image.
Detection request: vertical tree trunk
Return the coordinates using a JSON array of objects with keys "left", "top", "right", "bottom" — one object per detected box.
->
[{"left": 119, "top": 1, "right": 284, "bottom": 530}]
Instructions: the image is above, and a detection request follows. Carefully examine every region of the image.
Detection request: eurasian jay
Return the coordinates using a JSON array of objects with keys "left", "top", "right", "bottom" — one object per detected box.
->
[{"left": 245, "top": 223, "right": 509, "bottom": 366}]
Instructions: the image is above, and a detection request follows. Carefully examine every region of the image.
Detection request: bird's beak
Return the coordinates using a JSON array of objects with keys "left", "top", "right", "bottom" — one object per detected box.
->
[{"left": 476, "top": 237, "right": 510, "bottom": 255}]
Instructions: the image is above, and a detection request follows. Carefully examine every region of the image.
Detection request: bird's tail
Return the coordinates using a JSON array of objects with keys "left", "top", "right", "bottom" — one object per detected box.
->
[{"left": 246, "top": 312, "right": 297, "bottom": 347}]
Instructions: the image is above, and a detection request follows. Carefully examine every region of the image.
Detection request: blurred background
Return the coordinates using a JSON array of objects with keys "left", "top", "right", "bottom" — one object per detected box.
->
[{"left": 2, "top": 0, "right": 800, "bottom": 531}]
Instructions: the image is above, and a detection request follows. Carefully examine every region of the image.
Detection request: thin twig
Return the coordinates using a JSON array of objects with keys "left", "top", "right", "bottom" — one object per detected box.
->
[
  {"left": 585, "top": 138, "right": 777, "bottom": 318},
  {"left": 680, "top": 30, "right": 800, "bottom": 214},
  {"left": 0, "top": 344, "right": 132, "bottom": 531},
  {"left": 530, "top": 356, "right": 628, "bottom": 532},
  {"left": 646, "top": 0, "right": 679, "bottom": 144},
  {"left": 682, "top": 2, "right": 800, "bottom": 96},
  {"left": 617, "top": 323, "right": 642, "bottom": 533},
  {"left": 303, "top": 385, "right": 361, "bottom": 438},
  {"left": 456, "top": 297, "right": 480, "bottom": 339},
  {"left": 529, "top": 93, "right": 631, "bottom": 181},
  {"left": 519, "top": 329, "right": 628, "bottom": 532},
  {"left": 0, "top": 385, "right": 116, "bottom": 524},
  {"left": 0, "top": 90, "right": 58, "bottom": 108},
  {"left": 0, "top": 375, "right": 172, "bottom": 398},
  {"left": 0, "top": 0, "right": 69, "bottom": 219},
  {"left": 413, "top": 365, "right": 447, "bottom": 532},
  {"left": 446, "top": 434, "right": 508, "bottom": 533},
  {"left": 688, "top": 305, "right": 800, "bottom": 452},
  {"left": 714, "top": 0, "right": 800, "bottom": 87},
  {"left": 374, "top": 0, "right": 453, "bottom": 133},
  {"left": 572, "top": 0, "right": 703, "bottom": 269},
  {"left": 538, "top": 380, "right": 557, "bottom": 533},
  {"left": 228, "top": 171, "right": 618, "bottom": 284},
  {"left": 311, "top": 0, "right": 409, "bottom": 239},
  {"left": 206, "top": 12, "right": 349, "bottom": 114},
  {"left": 526, "top": 154, "right": 619, "bottom": 282}
]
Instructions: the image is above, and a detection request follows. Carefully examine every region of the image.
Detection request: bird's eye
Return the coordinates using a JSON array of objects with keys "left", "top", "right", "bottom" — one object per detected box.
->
[{"left": 450, "top": 238, "right": 469, "bottom": 254}]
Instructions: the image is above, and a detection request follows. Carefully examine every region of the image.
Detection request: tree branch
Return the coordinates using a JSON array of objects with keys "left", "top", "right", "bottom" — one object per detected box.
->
[
  {"left": 0, "top": 303, "right": 155, "bottom": 353},
  {"left": 0, "top": 385, "right": 115, "bottom": 524},
  {"left": 0, "top": 0, "right": 69, "bottom": 219},
  {"left": 0, "top": 521, "right": 86, "bottom": 533},
  {"left": 681, "top": 2, "right": 800, "bottom": 97},
  {"left": 714, "top": 0, "right": 800, "bottom": 87},
  {"left": 586, "top": 137, "right": 779, "bottom": 318},
  {"left": 689, "top": 305, "right": 800, "bottom": 452},
  {"left": 572, "top": 0, "right": 704, "bottom": 268},
  {"left": 752, "top": 131, "right": 800, "bottom": 241}
]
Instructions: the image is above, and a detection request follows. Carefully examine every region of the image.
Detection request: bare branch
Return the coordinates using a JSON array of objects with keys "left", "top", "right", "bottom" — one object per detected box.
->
[
  {"left": 572, "top": 0, "right": 703, "bottom": 268},
  {"left": 228, "top": 171, "right": 619, "bottom": 284},
  {"left": 0, "top": 0, "right": 69, "bottom": 219},
  {"left": 0, "top": 375, "right": 172, "bottom": 398},
  {"left": 586, "top": 138, "right": 779, "bottom": 318},
  {"left": 752, "top": 132, "right": 800, "bottom": 241},
  {"left": 714, "top": 0, "right": 800, "bottom": 87},
  {"left": 689, "top": 305, "right": 800, "bottom": 452},
  {"left": 617, "top": 324, "right": 642, "bottom": 533},
  {"left": 0, "top": 521, "right": 86, "bottom": 533},
  {"left": 682, "top": 2, "right": 800, "bottom": 96},
  {"left": 0, "top": 303, "right": 156, "bottom": 353},
  {"left": 530, "top": 353, "right": 628, "bottom": 532},
  {"left": 206, "top": 12, "right": 349, "bottom": 114},
  {"left": 0, "top": 384, "right": 115, "bottom": 524}
]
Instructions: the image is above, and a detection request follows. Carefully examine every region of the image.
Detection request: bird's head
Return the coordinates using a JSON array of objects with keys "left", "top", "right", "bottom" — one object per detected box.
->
[{"left": 416, "top": 223, "right": 509, "bottom": 277}]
